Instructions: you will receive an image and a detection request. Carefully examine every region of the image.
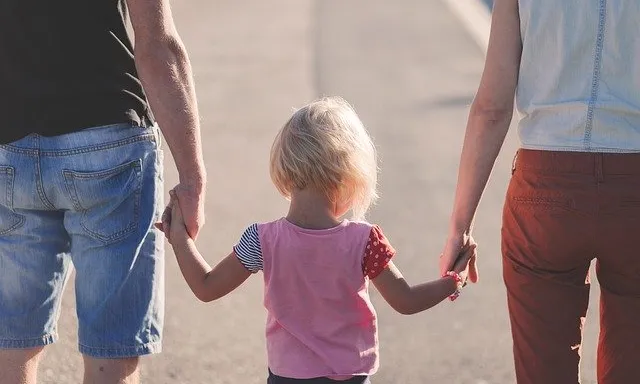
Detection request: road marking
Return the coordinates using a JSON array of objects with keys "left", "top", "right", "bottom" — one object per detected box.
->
[{"left": 442, "top": 0, "right": 491, "bottom": 54}]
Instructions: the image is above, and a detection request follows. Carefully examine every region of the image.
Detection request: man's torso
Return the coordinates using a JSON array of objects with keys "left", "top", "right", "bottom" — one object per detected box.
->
[{"left": 0, "top": 0, "right": 152, "bottom": 144}]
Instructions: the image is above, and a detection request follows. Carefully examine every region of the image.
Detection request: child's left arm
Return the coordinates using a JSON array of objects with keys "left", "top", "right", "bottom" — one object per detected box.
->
[
  {"left": 371, "top": 255, "right": 470, "bottom": 315},
  {"left": 164, "top": 191, "right": 251, "bottom": 302}
]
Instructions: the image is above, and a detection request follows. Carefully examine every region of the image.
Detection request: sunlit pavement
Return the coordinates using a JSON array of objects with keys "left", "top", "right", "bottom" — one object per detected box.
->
[{"left": 38, "top": 1, "right": 599, "bottom": 383}]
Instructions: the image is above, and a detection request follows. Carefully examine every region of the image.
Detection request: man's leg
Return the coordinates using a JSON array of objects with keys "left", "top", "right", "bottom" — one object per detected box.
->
[
  {"left": 0, "top": 208, "right": 69, "bottom": 384},
  {"left": 0, "top": 347, "right": 44, "bottom": 384},
  {"left": 48, "top": 124, "right": 164, "bottom": 383},
  {"left": 83, "top": 356, "right": 140, "bottom": 384},
  {"left": 0, "top": 139, "right": 71, "bottom": 384}
]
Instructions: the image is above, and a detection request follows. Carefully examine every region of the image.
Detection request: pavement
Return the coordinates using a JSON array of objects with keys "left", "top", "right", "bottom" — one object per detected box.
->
[{"left": 37, "top": 1, "right": 600, "bottom": 383}]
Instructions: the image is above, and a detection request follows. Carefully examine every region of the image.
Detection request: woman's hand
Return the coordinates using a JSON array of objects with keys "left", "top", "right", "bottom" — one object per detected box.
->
[
  {"left": 451, "top": 238, "right": 478, "bottom": 284},
  {"left": 440, "top": 233, "right": 479, "bottom": 283},
  {"left": 440, "top": 0, "right": 522, "bottom": 284}
]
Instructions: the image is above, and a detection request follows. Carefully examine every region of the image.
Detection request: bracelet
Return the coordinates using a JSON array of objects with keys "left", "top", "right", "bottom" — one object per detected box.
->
[{"left": 443, "top": 271, "right": 466, "bottom": 301}]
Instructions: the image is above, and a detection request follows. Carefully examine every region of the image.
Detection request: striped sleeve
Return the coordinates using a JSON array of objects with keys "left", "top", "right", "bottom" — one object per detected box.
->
[{"left": 233, "top": 223, "right": 263, "bottom": 273}]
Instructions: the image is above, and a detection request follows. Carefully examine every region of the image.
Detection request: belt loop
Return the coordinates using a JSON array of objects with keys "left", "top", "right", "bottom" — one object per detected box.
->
[
  {"left": 153, "top": 123, "right": 162, "bottom": 148},
  {"left": 511, "top": 150, "right": 519, "bottom": 175},
  {"left": 595, "top": 153, "right": 604, "bottom": 182}
]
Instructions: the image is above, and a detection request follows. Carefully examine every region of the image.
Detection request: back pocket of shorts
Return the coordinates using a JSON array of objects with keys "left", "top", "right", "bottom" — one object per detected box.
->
[
  {"left": 63, "top": 160, "right": 142, "bottom": 244},
  {"left": 0, "top": 166, "right": 24, "bottom": 235}
]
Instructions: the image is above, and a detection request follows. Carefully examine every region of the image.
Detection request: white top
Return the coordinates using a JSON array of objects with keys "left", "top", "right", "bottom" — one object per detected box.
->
[{"left": 516, "top": 0, "right": 640, "bottom": 153}]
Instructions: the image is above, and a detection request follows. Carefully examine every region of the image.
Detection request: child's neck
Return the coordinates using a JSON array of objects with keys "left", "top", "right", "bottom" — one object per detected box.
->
[{"left": 286, "top": 189, "right": 343, "bottom": 230}]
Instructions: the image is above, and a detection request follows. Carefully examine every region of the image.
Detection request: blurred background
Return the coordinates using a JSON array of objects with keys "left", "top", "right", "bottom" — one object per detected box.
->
[{"left": 37, "top": 1, "right": 601, "bottom": 383}]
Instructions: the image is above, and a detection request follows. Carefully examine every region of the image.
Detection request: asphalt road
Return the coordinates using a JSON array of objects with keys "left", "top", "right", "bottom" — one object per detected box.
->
[{"left": 37, "top": 1, "right": 600, "bottom": 383}]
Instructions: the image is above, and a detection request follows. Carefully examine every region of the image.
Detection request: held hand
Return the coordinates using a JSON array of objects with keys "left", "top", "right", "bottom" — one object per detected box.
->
[
  {"left": 154, "top": 191, "right": 185, "bottom": 244},
  {"left": 440, "top": 233, "right": 479, "bottom": 283},
  {"left": 168, "top": 190, "right": 189, "bottom": 244},
  {"left": 451, "top": 241, "right": 478, "bottom": 284},
  {"left": 154, "top": 193, "right": 175, "bottom": 241},
  {"left": 173, "top": 182, "right": 206, "bottom": 239}
]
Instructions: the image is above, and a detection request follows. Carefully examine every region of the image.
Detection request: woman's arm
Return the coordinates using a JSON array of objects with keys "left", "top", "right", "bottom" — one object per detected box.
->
[{"left": 440, "top": 0, "right": 523, "bottom": 279}]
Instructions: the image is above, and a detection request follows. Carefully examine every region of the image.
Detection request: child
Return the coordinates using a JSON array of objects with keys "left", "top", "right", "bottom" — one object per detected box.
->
[{"left": 159, "top": 97, "right": 476, "bottom": 383}]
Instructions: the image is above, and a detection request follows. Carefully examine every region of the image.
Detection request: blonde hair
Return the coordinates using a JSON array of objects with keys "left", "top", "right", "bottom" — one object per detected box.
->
[{"left": 270, "top": 97, "right": 378, "bottom": 220}]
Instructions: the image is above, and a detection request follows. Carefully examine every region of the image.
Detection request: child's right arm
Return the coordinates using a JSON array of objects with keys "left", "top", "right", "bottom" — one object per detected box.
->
[
  {"left": 171, "top": 238, "right": 252, "bottom": 303},
  {"left": 163, "top": 191, "right": 252, "bottom": 303},
  {"left": 371, "top": 246, "right": 475, "bottom": 315}
]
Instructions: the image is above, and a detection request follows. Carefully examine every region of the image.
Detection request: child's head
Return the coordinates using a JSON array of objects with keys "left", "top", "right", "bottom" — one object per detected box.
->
[{"left": 270, "top": 97, "right": 378, "bottom": 220}]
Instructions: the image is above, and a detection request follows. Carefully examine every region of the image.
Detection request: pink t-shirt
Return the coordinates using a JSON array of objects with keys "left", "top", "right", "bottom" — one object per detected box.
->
[{"left": 233, "top": 218, "right": 396, "bottom": 379}]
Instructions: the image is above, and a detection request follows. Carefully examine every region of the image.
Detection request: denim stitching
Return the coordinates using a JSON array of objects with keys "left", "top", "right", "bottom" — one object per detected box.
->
[
  {"left": 80, "top": 218, "right": 137, "bottom": 243},
  {"left": 62, "top": 170, "right": 83, "bottom": 211},
  {"left": 0, "top": 167, "right": 26, "bottom": 235},
  {"left": 63, "top": 160, "right": 142, "bottom": 180},
  {"left": 4, "top": 167, "right": 10, "bottom": 209},
  {"left": 44, "top": 134, "right": 156, "bottom": 156},
  {"left": 0, "top": 333, "right": 57, "bottom": 348},
  {"left": 80, "top": 165, "right": 140, "bottom": 243},
  {"left": 78, "top": 340, "right": 161, "bottom": 358},
  {"left": 0, "top": 334, "right": 57, "bottom": 342},
  {"left": 63, "top": 160, "right": 143, "bottom": 244},
  {"left": 0, "top": 134, "right": 155, "bottom": 156},
  {"left": 583, "top": 0, "right": 607, "bottom": 151},
  {"left": 34, "top": 139, "right": 56, "bottom": 210}
]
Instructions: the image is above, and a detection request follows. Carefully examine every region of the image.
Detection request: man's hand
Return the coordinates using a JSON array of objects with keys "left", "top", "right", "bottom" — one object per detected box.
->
[
  {"left": 155, "top": 185, "right": 203, "bottom": 242},
  {"left": 172, "top": 182, "right": 206, "bottom": 239}
]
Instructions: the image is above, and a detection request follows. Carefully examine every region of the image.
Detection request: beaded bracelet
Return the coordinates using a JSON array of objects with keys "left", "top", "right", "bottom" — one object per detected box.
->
[{"left": 444, "top": 271, "right": 466, "bottom": 301}]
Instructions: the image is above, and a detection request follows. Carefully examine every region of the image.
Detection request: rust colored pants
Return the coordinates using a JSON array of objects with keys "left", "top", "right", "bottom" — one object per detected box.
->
[{"left": 502, "top": 149, "right": 640, "bottom": 384}]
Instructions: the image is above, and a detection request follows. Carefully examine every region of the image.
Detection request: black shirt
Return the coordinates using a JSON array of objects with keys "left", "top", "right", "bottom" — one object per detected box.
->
[{"left": 0, "top": 0, "right": 153, "bottom": 144}]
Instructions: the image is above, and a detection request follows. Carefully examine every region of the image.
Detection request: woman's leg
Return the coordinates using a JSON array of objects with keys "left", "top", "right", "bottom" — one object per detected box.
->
[
  {"left": 502, "top": 150, "right": 596, "bottom": 384},
  {"left": 594, "top": 157, "right": 640, "bottom": 383},
  {"left": 595, "top": 261, "right": 640, "bottom": 383}
]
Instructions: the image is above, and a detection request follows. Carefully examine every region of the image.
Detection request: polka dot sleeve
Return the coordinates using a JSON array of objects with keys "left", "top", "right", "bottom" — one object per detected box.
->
[{"left": 363, "top": 225, "right": 396, "bottom": 279}]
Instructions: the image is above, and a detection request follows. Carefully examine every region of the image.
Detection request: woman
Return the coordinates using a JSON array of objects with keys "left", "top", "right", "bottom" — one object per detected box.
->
[{"left": 440, "top": 0, "right": 640, "bottom": 383}]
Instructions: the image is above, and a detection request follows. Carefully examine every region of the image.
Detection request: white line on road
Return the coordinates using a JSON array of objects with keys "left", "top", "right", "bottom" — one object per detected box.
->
[{"left": 442, "top": 0, "right": 491, "bottom": 54}]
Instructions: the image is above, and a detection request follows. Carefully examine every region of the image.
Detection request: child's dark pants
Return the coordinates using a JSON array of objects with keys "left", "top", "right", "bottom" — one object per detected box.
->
[{"left": 267, "top": 370, "right": 370, "bottom": 384}]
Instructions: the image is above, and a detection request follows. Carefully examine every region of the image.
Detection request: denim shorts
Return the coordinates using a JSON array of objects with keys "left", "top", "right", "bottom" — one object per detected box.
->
[{"left": 0, "top": 123, "right": 164, "bottom": 358}]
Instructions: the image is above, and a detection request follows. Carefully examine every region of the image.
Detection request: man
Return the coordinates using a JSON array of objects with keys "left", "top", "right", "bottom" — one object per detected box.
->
[{"left": 0, "top": 0, "right": 205, "bottom": 383}]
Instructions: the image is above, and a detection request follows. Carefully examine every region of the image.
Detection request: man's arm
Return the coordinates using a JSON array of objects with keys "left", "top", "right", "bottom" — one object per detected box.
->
[{"left": 127, "top": 0, "right": 206, "bottom": 238}]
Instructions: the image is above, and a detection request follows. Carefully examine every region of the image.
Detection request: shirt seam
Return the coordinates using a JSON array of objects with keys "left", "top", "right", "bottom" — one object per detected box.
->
[
  {"left": 584, "top": 0, "right": 607, "bottom": 150},
  {"left": 520, "top": 144, "right": 640, "bottom": 154}
]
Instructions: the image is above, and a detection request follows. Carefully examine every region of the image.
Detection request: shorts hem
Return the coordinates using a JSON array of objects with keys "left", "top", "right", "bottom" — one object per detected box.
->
[
  {"left": 79, "top": 341, "right": 162, "bottom": 358},
  {"left": 0, "top": 333, "right": 57, "bottom": 349}
]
